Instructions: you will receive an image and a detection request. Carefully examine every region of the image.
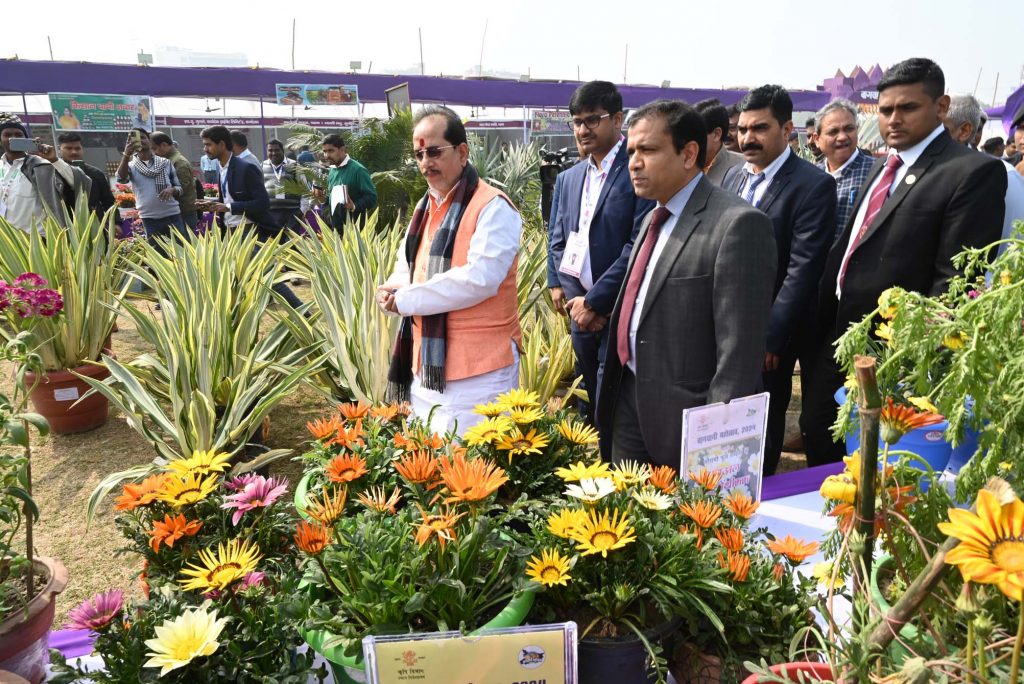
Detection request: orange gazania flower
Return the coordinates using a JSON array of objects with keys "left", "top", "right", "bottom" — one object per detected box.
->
[
  {"left": 773, "top": 562, "right": 786, "bottom": 583},
  {"left": 328, "top": 420, "right": 365, "bottom": 450},
  {"left": 649, "top": 465, "right": 678, "bottom": 494},
  {"left": 680, "top": 524, "right": 705, "bottom": 550},
  {"left": 305, "top": 486, "right": 348, "bottom": 525},
  {"left": 370, "top": 403, "right": 409, "bottom": 422},
  {"left": 294, "top": 520, "right": 331, "bottom": 555},
  {"left": 724, "top": 491, "right": 759, "bottom": 520},
  {"left": 307, "top": 416, "right": 343, "bottom": 442},
  {"left": 879, "top": 398, "right": 943, "bottom": 445},
  {"left": 395, "top": 450, "right": 440, "bottom": 485},
  {"left": 719, "top": 551, "right": 751, "bottom": 582},
  {"left": 439, "top": 453, "right": 509, "bottom": 504},
  {"left": 114, "top": 473, "right": 173, "bottom": 511},
  {"left": 766, "top": 535, "right": 819, "bottom": 563},
  {"left": 394, "top": 431, "right": 444, "bottom": 452},
  {"left": 689, "top": 467, "right": 721, "bottom": 491},
  {"left": 338, "top": 401, "right": 371, "bottom": 422},
  {"left": 325, "top": 453, "right": 369, "bottom": 484},
  {"left": 356, "top": 486, "right": 402, "bottom": 513},
  {"left": 714, "top": 527, "right": 745, "bottom": 553},
  {"left": 679, "top": 499, "right": 723, "bottom": 529},
  {"left": 148, "top": 514, "right": 203, "bottom": 552},
  {"left": 414, "top": 504, "right": 465, "bottom": 549}
]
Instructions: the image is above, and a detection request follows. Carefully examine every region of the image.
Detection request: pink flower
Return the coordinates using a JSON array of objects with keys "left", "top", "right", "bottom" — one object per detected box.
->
[
  {"left": 14, "top": 272, "right": 47, "bottom": 287},
  {"left": 240, "top": 571, "right": 266, "bottom": 589},
  {"left": 64, "top": 589, "right": 124, "bottom": 631},
  {"left": 221, "top": 476, "right": 288, "bottom": 525},
  {"left": 223, "top": 473, "right": 260, "bottom": 492}
]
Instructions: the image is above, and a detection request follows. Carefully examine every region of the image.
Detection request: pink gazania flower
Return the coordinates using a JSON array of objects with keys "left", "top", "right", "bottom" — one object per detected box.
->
[
  {"left": 223, "top": 473, "right": 260, "bottom": 492},
  {"left": 64, "top": 589, "right": 124, "bottom": 632},
  {"left": 239, "top": 571, "right": 266, "bottom": 590},
  {"left": 221, "top": 476, "right": 288, "bottom": 525}
]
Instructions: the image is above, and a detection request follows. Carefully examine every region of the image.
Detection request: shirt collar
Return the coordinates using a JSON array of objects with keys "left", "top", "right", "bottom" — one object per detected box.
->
[
  {"left": 219, "top": 153, "right": 233, "bottom": 171},
  {"left": 658, "top": 172, "right": 704, "bottom": 218},
  {"left": 588, "top": 136, "right": 624, "bottom": 174},
  {"left": 742, "top": 145, "right": 790, "bottom": 182},
  {"left": 889, "top": 124, "right": 945, "bottom": 168},
  {"left": 827, "top": 148, "right": 862, "bottom": 177},
  {"left": 333, "top": 156, "right": 351, "bottom": 168}
]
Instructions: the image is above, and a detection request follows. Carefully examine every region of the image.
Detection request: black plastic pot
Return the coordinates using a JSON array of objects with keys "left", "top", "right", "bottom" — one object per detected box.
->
[{"left": 578, "top": 618, "right": 682, "bottom": 684}]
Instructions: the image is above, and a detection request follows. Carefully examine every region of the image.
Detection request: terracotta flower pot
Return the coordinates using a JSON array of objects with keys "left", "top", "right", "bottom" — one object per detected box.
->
[
  {"left": 0, "top": 557, "right": 70, "bottom": 684},
  {"left": 740, "top": 661, "right": 834, "bottom": 683},
  {"left": 24, "top": 362, "right": 111, "bottom": 434}
]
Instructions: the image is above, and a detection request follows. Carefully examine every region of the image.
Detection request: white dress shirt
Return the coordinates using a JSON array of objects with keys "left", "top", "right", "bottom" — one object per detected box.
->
[
  {"left": 627, "top": 172, "right": 703, "bottom": 373},
  {"left": 739, "top": 145, "right": 791, "bottom": 206},
  {"left": 825, "top": 148, "right": 864, "bottom": 177},
  {"left": 576, "top": 136, "right": 624, "bottom": 289},
  {"left": 999, "top": 160, "right": 1024, "bottom": 254},
  {"left": 0, "top": 156, "right": 45, "bottom": 233},
  {"left": 237, "top": 148, "right": 261, "bottom": 167},
  {"left": 835, "top": 124, "right": 946, "bottom": 296},
  {"left": 219, "top": 154, "right": 243, "bottom": 228}
]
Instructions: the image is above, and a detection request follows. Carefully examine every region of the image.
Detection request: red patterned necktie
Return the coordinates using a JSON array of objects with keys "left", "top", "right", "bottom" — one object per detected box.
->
[
  {"left": 616, "top": 206, "right": 672, "bottom": 367},
  {"left": 838, "top": 154, "right": 903, "bottom": 288}
]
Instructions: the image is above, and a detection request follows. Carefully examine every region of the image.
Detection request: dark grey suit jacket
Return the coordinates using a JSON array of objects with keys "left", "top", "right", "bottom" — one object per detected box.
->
[
  {"left": 597, "top": 176, "right": 778, "bottom": 465},
  {"left": 704, "top": 147, "right": 744, "bottom": 187}
]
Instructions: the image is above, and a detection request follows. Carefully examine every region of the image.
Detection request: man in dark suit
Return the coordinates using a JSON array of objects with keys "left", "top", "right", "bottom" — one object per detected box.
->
[
  {"left": 802, "top": 58, "right": 1007, "bottom": 466},
  {"left": 199, "top": 125, "right": 304, "bottom": 309},
  {"left": 723, "top": 85, "right": 837, "bottom": 476},
  {"left": 695, "top": 98, "right": 745, "bottom": 186},
  {"left": 596, "top": 100, "right": 776, "bottom": 467},
  {"left": 548, "top": 81, "right": 654, "bottom": 424}
]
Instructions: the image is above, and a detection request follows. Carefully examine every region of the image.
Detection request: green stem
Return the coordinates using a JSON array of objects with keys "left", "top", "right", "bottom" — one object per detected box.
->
[
  {"left": 1009, "top": 607, "right": 1024, "bottom": 684},
  {"left": 965, "top": 620, "right": 974, "bottom": 684},
  {"left": 979, "top": 625, "right": 988, "bottom": 681}
]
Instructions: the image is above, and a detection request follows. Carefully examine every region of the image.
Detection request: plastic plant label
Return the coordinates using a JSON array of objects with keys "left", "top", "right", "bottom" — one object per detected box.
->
[{"left": 53, "top": 387, "right": 80, "bottom": 402}]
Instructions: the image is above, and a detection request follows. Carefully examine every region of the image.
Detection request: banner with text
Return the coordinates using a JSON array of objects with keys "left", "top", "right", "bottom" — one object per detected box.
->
[
  {"left": 681, "top": 392, "right": 769, "bottom": 502},
  {"left": 48, "top": 93, "right": 154, "bottom": 132},
  {"left": 275, "top": 83, "right": 359, "bottom": 106}
]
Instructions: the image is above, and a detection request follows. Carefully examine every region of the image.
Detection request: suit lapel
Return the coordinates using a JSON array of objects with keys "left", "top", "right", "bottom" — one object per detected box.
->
[
  {"left": 564, "top": 163, "right": 585, "bottom": 233},
  {"left": 755, "top": 154, "right": 795, "bottom": 213},
  {"left": 638, "top": 178, "right": 711, "bottom": 327},
  {"left": 590, "top": 142, "right": 628, "bottom": 219}
]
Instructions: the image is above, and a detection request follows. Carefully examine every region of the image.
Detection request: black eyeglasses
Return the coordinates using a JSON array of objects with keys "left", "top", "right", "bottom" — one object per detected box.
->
[
  {"left": 566, "top": 113, "right": 611, "bottom": 131},
  {"left": 413, "top": 144, "right": 456, "bottom": 161}
]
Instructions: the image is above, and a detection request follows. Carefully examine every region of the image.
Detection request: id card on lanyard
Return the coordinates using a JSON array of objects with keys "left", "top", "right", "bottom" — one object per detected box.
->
[
  {"left": 558, "top": 166, "right": 604, "bottom": 281},
  {"left": 272, "top": 164, "right": 286, "bottom": 199}
]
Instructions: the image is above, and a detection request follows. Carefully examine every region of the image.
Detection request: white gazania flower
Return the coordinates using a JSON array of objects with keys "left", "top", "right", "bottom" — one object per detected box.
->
[
  {"left": 564, "top": 477, "right": 616, "bottom": 504},
  {"left": 631, "top": 487, "right": 673, "bottom": 511}
]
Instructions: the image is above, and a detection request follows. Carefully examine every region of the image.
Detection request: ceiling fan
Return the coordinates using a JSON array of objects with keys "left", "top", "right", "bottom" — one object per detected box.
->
[{"left": 204, "top": 97, "right": 222, "bottom": 113}]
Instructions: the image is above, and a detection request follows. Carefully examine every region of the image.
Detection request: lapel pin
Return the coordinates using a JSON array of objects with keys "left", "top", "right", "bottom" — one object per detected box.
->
[{"left": 905, "top": 174, "right": 917, "bottom": 185}]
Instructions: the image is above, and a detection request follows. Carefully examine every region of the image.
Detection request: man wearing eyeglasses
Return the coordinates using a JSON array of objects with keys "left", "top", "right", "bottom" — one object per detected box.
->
[
  {"left": 378, "top": 106, "right": 523, "bottom": 436},
  {"left": 548, "top": 81, "right": 655, "bottom": 425}
]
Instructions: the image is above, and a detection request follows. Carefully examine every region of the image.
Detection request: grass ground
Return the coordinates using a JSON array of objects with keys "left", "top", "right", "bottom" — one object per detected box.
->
[{"left": 10, "top": 284, "right": 810, "bottom": 623}]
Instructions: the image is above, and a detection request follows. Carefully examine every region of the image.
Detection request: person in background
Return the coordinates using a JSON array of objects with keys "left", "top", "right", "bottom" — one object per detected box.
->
[
  {"left": 263, "top": 139, "right": 304, "bottom": 233},
  {"left": 150, "top": 132, "right": 199, "bottom": 230},
  {"left": 982, "top": 137, "right": 1006, "bottom": 158},
  {"left": 116, "top": 128, "right": 184, "bottom": 251},
  {"left": 1005, "top": 139, "right": 1018, "bottom": 161},
  {"left": 725, "top": 103, "right": 741, "bottom": 153},
  {"left": 812, "top": 99, "right": 875, "bottom": 241},
  {"left": 695, "top": 98, "right": 745, "bottom": 186},
  {"left": 229, "top": 130, "right": 261, "bottom": 167},
  {"left": 317, "top": 133, "right": 377, "bottom": 232},
  {"left": 57, "top": 132, "right": 115, "bottom": 217}
]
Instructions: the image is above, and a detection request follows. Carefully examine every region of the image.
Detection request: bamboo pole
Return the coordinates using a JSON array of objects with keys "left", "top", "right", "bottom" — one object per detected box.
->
[{"left": 853, "top": 354, "right": 882, "bottom": 608}]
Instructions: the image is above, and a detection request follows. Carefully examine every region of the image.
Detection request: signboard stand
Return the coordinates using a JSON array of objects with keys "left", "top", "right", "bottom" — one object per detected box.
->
[{"left": 363, "top": 622, "right": 577, "bottom": 684}]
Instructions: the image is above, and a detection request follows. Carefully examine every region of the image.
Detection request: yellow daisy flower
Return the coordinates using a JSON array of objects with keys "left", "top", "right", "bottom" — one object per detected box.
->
[
  {"left": 611, "top": 460, "right": 651, "bottom": 490},
  {"left": 495, "top": 388, "right": 541, "bottom": 410},
  {"left": 463, "top": 417, "right": 514, "bottom": 446},
  {"left": 631, "top": 487, "right": 673, "bottom": 511},
  {"left": 557, "top": 420, "right": 600, "bottom": 446},
  {"left": 144, "top": 607, "right": 228, "bottom": 676},
  {"left": 507, "top": 407, "right": 545, "bottom": 425},
  {"left": 939, "top": 488, "right": 1024, "bottom": 601},
  {"left": 554, "top": 460, "right": 612, "bottom": 482},
  {"left": 179, "top": 539, "right": 262, "bottom": 592},
  {"left": 812, "top": 561, "right": 846, "bottom": 590},
  {"left": 907, "top": 396, "right": 939, "bottom": 414},
  {"left": 495, "top": 427, "right": 550, "bottom": 459},
  {"left": 547, "top": 508, "right": 588, "bottom": 538},
  {"left": 472, "top": 401, "right": 506, "bottom": 418},
  {"left": 166, "top": 450, "right": 232, "bottom": 477},
  {"left": 569, "top": 508, "right": 637, "bottom": 557},
  {"left": 157, "top": 473, "right": 220, "bottom": 508},
  {"left": 526, "top": 548, "right": 573, "bottom": 587}
]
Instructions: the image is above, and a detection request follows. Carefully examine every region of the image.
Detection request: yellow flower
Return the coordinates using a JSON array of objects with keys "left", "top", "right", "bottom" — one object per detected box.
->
[
  {"left": 907, "top": 396, "right": 939, "bottom": 414},
  {"left": 611, "top": 460, "right": 651, "bottom": 490},
  {"left": 526, "top": 548, "right": 573, "bottom": 587},
  {"left": 495, "top": 427, "right": 550, "bottom": 459},
  {"left": 939, "top": 488, "right": 1024, "bottom": 600},
  {"left": 472, "top": 401, "right": 506, "bottom": 418},
  {"left": 819, "top": 474, "right": 857, "bottom": 504},
  {"left": 999, "top": 462, "right": 1014, "bottom": 473},
  {"left": 843, "top": 374, "right": 858, "bottom": 392},
  {"left": 999, "top": 269, "right": 1012, "bottom": 286},
  {"left": 507, "top": 407, "right": 545, "bottom": 425},
  {"left": 557, "top": 420, "right": 600, "bottom": 446},
  {"left": 144, "top": 607, "right": 228, "bottom": 676},
  {"left": 569, "top": 508, "right": 637, "bottom": 557},
  {"left": 943, "top": 332, "right": 968, "bottom": 350},
  {"left": 355, "top": 486, "right": 402, "bottom": 514},
  {"left": 463, "top": 417, "right": 514, "bottom": 446},
  {"left": 157, "top": 473, "right": 220, "bottom": 508},
  {"left": 547, "top": 508, "right": 588, "bottom": 538},
  {"left": 564, "top": 477, "right": 617, "bottom": 504},
  {"left": 495, "top": 388, "right": 541, "bottom": 410},
  {"left": 179, "top": 539, "right": 262, "bottom": 592},
  {"left": 875, "top": 322, "right": 893, "bottom": 343},
  {"left": 304, "top": 486, "right": 348, "bottom": 526},
  {"left": 812, "top": 561, "right": 845, "bottom": 590},
  {"left": 877, "top": 287, "right": 902, "bottom": 320},
  {"left": 166, "top": 450, "right": 232, "bottom": 477},
  {"left": 631, "top": 487, "right": 673, "bottom": 511},
  {"left": 554, "top": 460, "right": 612, "bottom": 482}
]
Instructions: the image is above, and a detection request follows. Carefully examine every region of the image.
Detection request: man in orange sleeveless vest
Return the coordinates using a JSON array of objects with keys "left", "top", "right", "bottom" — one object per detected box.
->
[{"left": 378, "top": 106, "right": 523, "bottom": 435}]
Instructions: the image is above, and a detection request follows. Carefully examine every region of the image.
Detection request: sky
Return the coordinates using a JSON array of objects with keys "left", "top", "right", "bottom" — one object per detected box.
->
[{"left": 4, "top": 0, "right": 1022, "bottom": 107}]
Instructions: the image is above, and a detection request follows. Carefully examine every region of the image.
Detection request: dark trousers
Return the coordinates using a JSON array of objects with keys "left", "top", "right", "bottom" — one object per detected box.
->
[
  {"left": 141, "top": 214, "right": 188, "bottom": 258},
  {"left": 570, "top": 324, "right": 609, "bottom": 426},
  {"left": 799, "top": 339, "right": 847, "bottom": 467},
  {"left": 270, "top": 208, "right": 305, "bottom": 234},
  {"left": 763, "top": 350, "right": 800, "bottom": 476},
  {"left": 610, "top": 368, "right": 655, "bottom": 465},
  {"left": 241, "top": 224, "right": 304, "bottom": 310}
]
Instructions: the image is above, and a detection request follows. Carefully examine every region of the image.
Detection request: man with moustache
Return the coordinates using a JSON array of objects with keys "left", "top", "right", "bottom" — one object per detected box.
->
[
  {"left": 723, "top": 85, "right": 836, "bottom": 476},
  {"left": 596, "top": 100, "right": 776, "bottom": 467},
  {"left": 548, "top": 81, "right": 654, "bottom": 424},
  {"left": 811, "top": 99, "right": 875, "bottom": 241},
  {"left": 802, "top": 58, "right": 1007, "bottom": 466},
  {"left": 378, "top": 106, "right": 522, "bottom": 436}
]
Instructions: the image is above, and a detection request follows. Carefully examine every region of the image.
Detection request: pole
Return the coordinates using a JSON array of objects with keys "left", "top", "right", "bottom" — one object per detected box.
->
[
  {"left": 21, "top": 93, "right": 32, "bottom": 137},
  {"left": 419, "top": 28, "right": 425, "bottom": 75},
  {"left": 291, "top": 18, "right": 296, "bottom": 70},
  {"left": 991, "top": 73, "right": 1000, "bottom": 110},
  {"left": 972, "top": 67, "right": 982, "bottom": 97},
  {"left": 478, "top": 19, "right": 488, "bottom": 77},
  {"left": 259, "top": 97, "right": 268, "bottom": 153},
  {"left": 47, "top": 36, "right": 54, "bottom": 61},
  {"left": 623, "top": 44, "right": 628, "bottom": 83},
  {"left": 523, "top": 104, "right": 528, "bottom": 145}
]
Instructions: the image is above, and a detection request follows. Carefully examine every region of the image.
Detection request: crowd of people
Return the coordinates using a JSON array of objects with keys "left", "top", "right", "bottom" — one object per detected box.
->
[{"left": 2, "top": 55, "right": 1023, "bottom": 475}]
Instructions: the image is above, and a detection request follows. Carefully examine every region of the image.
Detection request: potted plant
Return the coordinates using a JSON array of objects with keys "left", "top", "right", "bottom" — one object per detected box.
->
[
  {"left": 0, "top": 330, "right": 68, "bottom": 683},
  {"left": 0, "top": 201, "right": 132, "bottom": 433},
  {"left": 293, "top": 420, "right": 534, "bottom": 683},
  {"left": 49, "top": 454, "right": 325, "bottom": 682}
]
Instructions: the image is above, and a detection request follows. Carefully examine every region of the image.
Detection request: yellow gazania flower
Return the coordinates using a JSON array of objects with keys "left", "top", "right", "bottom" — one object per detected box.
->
[
  {"left": 939, "top": 488, "right": 1024, "bottom": 601},
  {"left": 355, "top": 486, "right": 402, "bottom": 514},
  {"left": 179, "top": 539, "right": 262, "bottom": 592},
  {"left": 547, "top": 508, "right": 588, "bottom": 538},
  {"left": 304, "top": 486, "right": 348, "bottom": 525},
  {"left": 875, "top": 322, "right": 894, "bottom": 344},
  {"left": 144, "top": 607, "right": 228, "bottom": 676},
  {"left": 631, "top": 487, "right": 673, "bottom": 511},
  {"left": 564, "top": 477, "right": 617, "bottom": 504},
  {"left": 554, "top": 460, "right": 612, "bottom": 482},
  {"left": 907, "top": 396, "right": 939, "bottom": 414},
  {"left": 569, "top": 508, "right": 637, "bottom": 557},
  {"left": 611, "top": 460, "right": 651, "bottom": 491},
  {"left": 507, "top": 407, "right": 545, "bottom": 425},
  {"left": 463, "top": 417, "right": 514, "bottom": 446},
  {"left": 688, "top": 467, "right": 722, "bottom": 491},
  {"left": 526, "top": 548, "right": 573, "bottom": 587},
  {"left": 165, "top": 450, "right": 232, "bottom": 478},
  {"left": 819, "top": 473, "right": 857, "bottom": 504},
  {"left": 495, "top": 428, "right": 550, "bottom": 459},
  {"left": 999, "top": 269, "right": 1012, "bottom": 286},
  {"left": 157, "top": 473, "right": 220, "bottom": 508},
  {"left": 557, "top": 420, "right": 600, "bottom": 446},
  {"left": 943, "top": 332, "right": 968, "bottom": 350},
  {"left": 723, "top": 491, "right": 759, "bottom": 520},
  {"left": 876, "top": 287, "right": 902, "bottom": 320},
  {"left": 495, "top": 388, "right": 541, "bottom": 410},
  {"left": 472, "top": 401, "right": 506, "bottom": 418},
  {"left": 439, "top": 453, "right": 509, "bottom": 504},
  {"left": 812, "top": 561, "right": 846, "bottom": 590}
]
